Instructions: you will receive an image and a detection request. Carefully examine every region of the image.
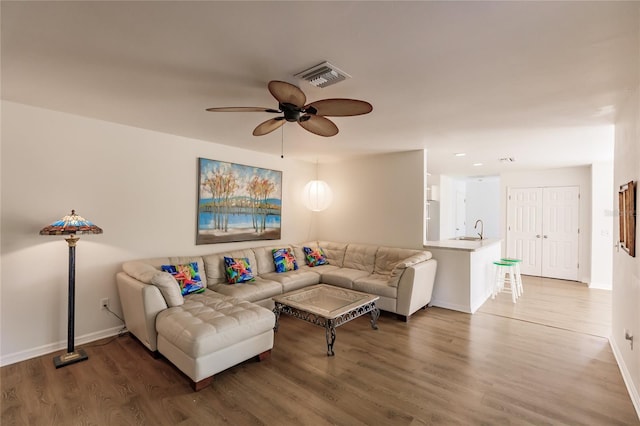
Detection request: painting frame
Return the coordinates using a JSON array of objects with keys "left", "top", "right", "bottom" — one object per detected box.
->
[
  {"left": 196, "top": 158, "right": 282, "bottom": 245},
  {"left": 619, "top": 180, "right": 636, "bottom": 257}
]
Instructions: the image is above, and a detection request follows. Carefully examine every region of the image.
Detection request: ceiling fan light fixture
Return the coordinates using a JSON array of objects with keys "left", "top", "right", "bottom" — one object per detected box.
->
[{"left": 294, "top": 61, "right": 351, "bottom": 88}]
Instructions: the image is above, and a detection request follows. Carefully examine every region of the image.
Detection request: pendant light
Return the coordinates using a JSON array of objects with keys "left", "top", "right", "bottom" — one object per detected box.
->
[{"left": 303, "top": 161, "right": 333, "bottom": 212}]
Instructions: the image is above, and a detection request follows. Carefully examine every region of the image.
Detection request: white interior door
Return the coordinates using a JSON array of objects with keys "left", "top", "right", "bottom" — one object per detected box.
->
[
  {"left": 507, "top": 187, "right": 543, "bottom": 275},
  {"left": 542, "top": 186, "right": 580, "bottom": 280},
  {"left": 507, "top": 186, "right": 580, "bottom": 280}
]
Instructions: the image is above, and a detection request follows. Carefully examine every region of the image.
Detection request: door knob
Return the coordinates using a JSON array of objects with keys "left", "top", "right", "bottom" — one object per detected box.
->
[
  {"left": 536, "top": 234, "right": 541, "bottom": 238},
  {"left": 543, "top": 235, "right": 548, "bottom": 239}
]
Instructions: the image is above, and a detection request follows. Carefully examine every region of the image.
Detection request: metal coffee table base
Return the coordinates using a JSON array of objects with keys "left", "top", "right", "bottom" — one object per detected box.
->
[{"left": 274, "top": 300, "right": 380, "bottom": 356}]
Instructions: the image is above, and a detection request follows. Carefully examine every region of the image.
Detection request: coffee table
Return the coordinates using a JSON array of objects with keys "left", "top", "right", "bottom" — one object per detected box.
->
[{"left": 273, "top": 284, "right": 380, "bottom": 356}]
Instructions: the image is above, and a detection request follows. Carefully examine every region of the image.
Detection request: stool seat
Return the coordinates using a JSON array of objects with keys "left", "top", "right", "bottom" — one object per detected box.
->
[{"left": 500, "top": 258, "right": 523, "bottom": 296}]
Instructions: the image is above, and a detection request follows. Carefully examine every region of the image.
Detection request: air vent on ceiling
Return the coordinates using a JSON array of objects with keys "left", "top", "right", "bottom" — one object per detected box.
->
[{"left": 294, "top": 61, "right": 351, "bottom": 88}]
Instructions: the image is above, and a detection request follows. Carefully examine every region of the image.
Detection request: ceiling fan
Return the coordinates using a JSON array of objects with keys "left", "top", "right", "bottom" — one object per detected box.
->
[{"left": 206, "top": 80, "right": 372, "bottom": 137}]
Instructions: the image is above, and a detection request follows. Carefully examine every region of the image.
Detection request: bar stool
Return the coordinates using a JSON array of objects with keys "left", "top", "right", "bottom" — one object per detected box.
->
[
  {"left": 492, "top": 260, "right": 518, "bottom": 303},
  {"left": 501, "top": 258, "right": 523, "bottom": 297}
]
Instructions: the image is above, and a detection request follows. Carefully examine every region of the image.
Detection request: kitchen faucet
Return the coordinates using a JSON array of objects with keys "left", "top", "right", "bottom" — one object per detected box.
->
[{"left": 474, "top": 219, "right": 484, "bottom": 240}]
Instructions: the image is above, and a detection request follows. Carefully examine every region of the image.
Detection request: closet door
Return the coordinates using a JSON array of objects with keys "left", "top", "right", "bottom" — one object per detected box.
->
[
  {"left": 541, "top": 186, "right": 580, "bottom": 280},
  {"left": 507, "top": 186, "right": 580, "bottom": 280},
  {"left": 507, "top": 187, "right": 543, "bottom": 276}
]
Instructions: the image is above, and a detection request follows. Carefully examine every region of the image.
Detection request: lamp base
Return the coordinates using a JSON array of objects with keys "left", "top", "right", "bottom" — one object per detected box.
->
[{"left": 53, "top": 348, "right": 88, "bottom": 368}]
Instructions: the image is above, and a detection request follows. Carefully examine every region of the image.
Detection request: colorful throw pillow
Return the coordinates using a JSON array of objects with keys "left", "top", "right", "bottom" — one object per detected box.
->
[
  {"left": 160, "top": 262, "right": 205, "bottom": 296},
  {"left": 303, "top": 247, "right": 329, "bottom": 267},
  {"left": 224, "top": 257, "right": 256, "bottom": 284},
  {"left": 272, "top": 248, "right": 298, "bottom": 273}
]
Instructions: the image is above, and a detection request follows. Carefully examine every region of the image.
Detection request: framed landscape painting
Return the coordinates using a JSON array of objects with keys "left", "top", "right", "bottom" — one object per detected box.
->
[
  {"left": 619, "top": 180, "right": 636, "bottom": 257},
  {"left": 197, "top": 158, "right": 282, "bottom": 244}
]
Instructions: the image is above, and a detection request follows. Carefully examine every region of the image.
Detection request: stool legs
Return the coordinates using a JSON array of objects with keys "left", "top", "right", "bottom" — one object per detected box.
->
[
  {"left": 501, "top": 258, "right": 523, "bottom": 297},
  {"left": 493, "top": 261, "right": 518, "bottom": 303}
]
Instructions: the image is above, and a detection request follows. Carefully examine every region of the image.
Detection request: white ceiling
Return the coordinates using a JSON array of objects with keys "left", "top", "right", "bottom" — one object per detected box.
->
[{"left": 2, "top": 1, "right": 638, "bottom": 176}]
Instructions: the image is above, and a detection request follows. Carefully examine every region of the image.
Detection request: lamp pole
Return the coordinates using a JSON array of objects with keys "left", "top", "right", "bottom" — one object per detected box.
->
[
  {"left": 40, "top": 210, "right": 101, "bottom": 369},
  {"left": 53, "top": 234, "right": 88, "bottom": 368}
]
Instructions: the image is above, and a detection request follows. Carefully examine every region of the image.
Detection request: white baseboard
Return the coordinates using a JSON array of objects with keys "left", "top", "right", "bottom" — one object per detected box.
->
[
  {"left": 589, "top": 281, "right": 613, "bottom": 290},
  {"left": 430, "top": 299, "right": 472, "bottom": 314},
  {"left": 0, "top": 326, "right": 125, "bottom": 367},
  {"left": 610, "top": 336, "right": 640, "bottom": 420}
]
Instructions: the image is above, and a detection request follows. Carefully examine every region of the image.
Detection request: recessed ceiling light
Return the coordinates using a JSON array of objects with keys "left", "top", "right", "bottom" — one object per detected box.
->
[
  {"left": 473, "top": 163, "right": 483, "bottom": 166},
  {"left": 455, "top": 153, "right": 466, "bottom": 157}
]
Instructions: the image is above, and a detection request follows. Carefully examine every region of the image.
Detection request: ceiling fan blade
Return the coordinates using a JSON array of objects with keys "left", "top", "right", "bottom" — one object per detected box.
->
[
  {"left": 206, "top": 107, "right": 280, "bottom": 113},
  {"left": 268, "top": 80, "right": 306, "bottom": 108},
  {"left": 253, "top": 118, "right": 285, "bottom": 136},
  {"left": 298, "top": 115, "right": 339, "bottom": 137},
  {"left": 305, "top": 99, "right": 373, "bottom": 117}
]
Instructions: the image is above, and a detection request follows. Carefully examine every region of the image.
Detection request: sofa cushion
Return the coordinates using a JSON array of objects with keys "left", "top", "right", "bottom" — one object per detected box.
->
[
  {"left": 303, "top": 246, "right": 328, "bottom": 267},
  {"left": 353, "top": 274, "right": 398, "bottom": 299},
  {"left": 388, "top": 252, "right": 433, "bottom": 286},
  {"left": 374, "top": 247, "right": 423, "bottom": 275},
  {"left": 261, "top": 269, "right": 321, "bottom": 292},
  {"left": 161, "top": 263, "right": 205, "bottom": 295},
  {"left": 298, "top": 264, "right": 340, "bottom": 274},
  {"left": 204, "top": 249, "right": 257, "bottom": 285},
  {"left": 156, "top": 292, "right": 275, "bottom": 358},
  {"left": 122, "top": 261, "right": 159, "bottom": 284},
  {"left": 150, "top": 272, "right": 185, "bottom": 307},
  {"left": 343, "top": 244, "right": 378, "bottom": 273},
  {"left": 209, "top": 277, "right": 283, "bottom": 302},
  {"left": 224, "top": 257, "right": 256, "bottom": 284},
  {"left": 320, "top": 268, "right": 370, "bottom": 289},
  {"left": 252, "top": 246, "right": 279, "bottom": 275},
  {"left": 318, "top": 241, "right": 348, "bottom": 267},
  {"left": 272, "top": 248, "right": 298, "bottom": 273}
]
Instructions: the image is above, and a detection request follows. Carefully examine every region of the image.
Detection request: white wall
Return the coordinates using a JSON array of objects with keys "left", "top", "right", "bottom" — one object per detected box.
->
[
  {"left": 317, "top": 150, "right": 425, "bottom": 249},
  {"left": 611, "top": 84, "right": 640, "bottom": 415},
  {"left": 0, "top": 101, "right": 318, "bottom": 365},
  {"left": 465, "top": 176, "right": 500, "bottom": 239},
  {"left": 591, "top": 161, "right": 614, "bottom": 289},
  {"left": 500, "top": 166, "right": 593, "bottom": 283}
]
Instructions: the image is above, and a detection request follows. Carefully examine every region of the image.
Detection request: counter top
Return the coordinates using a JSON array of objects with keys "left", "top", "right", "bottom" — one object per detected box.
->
[{"left": 424, "top": 238, "right": 502, "bottom": 252}]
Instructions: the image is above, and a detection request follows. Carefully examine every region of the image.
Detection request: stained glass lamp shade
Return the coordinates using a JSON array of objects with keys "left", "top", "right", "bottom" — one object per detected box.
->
[{"left": 40, "top": 210, "right": 103, "bottom": 368}]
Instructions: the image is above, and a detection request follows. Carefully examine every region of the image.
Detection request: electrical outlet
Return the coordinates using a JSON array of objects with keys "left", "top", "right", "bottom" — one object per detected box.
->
[{"left": 100, "top": 298, "right": 109, "bottom": 310}]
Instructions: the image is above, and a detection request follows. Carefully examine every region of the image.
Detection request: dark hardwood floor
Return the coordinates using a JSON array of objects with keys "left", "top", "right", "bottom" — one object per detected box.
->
[{"left": 2, "top": 276, "right": 638, "bottom": 425}]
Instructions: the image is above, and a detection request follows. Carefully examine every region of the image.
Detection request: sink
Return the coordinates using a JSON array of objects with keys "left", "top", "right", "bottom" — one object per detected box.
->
[{"left": 451, "top": 236, "right": 482, "bottom": 241}]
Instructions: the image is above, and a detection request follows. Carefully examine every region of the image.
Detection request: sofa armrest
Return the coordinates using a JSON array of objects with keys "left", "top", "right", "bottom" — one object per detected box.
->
[
  {"left": 395, "top": 258, "right": 438, "bottom": 317},
  {"left": 116, "top": 271, "right": 168, "bottom": 352}
]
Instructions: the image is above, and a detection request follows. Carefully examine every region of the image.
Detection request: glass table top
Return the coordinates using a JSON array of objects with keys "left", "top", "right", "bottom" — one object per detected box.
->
[{"left": 273, "top": 284, "right": 379, "bottom": 318}]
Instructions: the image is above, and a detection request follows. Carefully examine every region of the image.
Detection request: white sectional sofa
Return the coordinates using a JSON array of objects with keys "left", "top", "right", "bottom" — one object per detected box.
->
[{"left": 116, "top": 241, "right": 437, "bottom": 390}]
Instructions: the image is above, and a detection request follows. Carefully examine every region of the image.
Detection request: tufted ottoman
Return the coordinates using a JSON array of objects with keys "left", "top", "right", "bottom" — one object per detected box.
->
[{"left": 155, "top": 291, "right": 275, "bottom": 390}]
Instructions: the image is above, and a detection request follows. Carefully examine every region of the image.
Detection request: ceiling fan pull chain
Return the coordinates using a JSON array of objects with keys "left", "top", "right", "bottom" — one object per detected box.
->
[{"left": 280, "top": 126, "right": 284, "bottom": 158}]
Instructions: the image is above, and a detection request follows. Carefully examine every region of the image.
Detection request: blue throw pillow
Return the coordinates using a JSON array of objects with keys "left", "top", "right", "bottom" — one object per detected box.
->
[
  {"left": 303, "top": 247, "right": 329, "bottom": 267},
  {"left": 273, "top": 248, "right": 298, "bottom": 273},
  {"left": 223, "top": 257, "right": 256, "bottom": 284},
  {"left": 160, "top": 262, "right": 205, "bottom": 296}
]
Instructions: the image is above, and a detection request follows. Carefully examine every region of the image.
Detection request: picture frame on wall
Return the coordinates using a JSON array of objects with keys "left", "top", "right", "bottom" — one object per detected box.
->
[
  {"left": 196, "top": 158, "right": 282, "bottom": 244},
  {"left": 619, "top": 180, "right": 636, "bottom": 257}
]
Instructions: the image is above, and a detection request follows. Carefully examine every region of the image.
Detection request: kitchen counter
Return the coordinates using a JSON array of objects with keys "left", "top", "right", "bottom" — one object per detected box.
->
[
  {"left": 424, "top": 238, "right": 501, "bottom": 252},
  {"left": 424, "top": 238, "right": 502, "bottom": 314}
]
